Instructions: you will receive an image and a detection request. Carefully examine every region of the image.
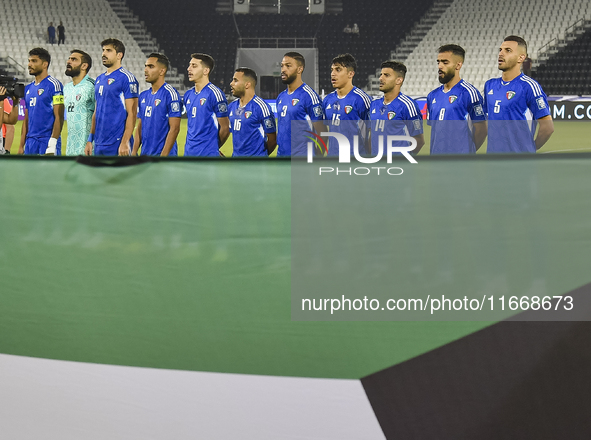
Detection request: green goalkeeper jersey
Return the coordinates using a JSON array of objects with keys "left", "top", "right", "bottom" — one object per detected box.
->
[{"left": 64, "top": 75, "right": 95, "bottom": 155}]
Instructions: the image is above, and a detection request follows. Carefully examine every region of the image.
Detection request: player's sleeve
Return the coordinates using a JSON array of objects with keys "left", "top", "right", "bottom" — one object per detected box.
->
[
  {"left": 524, "top": 79, "right": 551, "bottom": 120},
  {"left": 483, "top": 81, "right": 491, "bottom": 116},
  {"left": 138, "top": 93, "right": 145, "bottom": 120},
  {"left": 212, "top": 88, "right": 229, "bottom": 118},
  {"left": 51, "top": 79, "right": 64, "bottom": 105},
  {"left": 426, "top": 91, "right": 432, "bottom": 126},
  {"left": 227, "top": 103, "right": 234, "bottom": 133},
  {"left": 356, "top": 92, "right": 371, "bottom": 120},
  {"left": 261, "top": 102, "right": 276, "bottom": 134},
  {"left": 304, "top": 87, "right": 323, "bottom": 121},
  {"left": 167, "top": 89, "right": 182, "bottom": 118},
  {"left": 404, "top": 99, "right": 423, "bottom": 136},
  {"left": 466, "top": 88, "right": 486, "bottom": 122},
  {"left": 123, "top": 75, "right": 139, "bottom": 99}
]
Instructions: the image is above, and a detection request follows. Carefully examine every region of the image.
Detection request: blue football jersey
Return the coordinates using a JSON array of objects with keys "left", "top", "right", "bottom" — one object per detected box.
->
[
  {"left": 369, "top": 93, "right": 423, "bottom": 152},
  {"left": 183, "top": 83, "right": 228, "bottom": 157},
  {"left": 228, "top": 95, "right": 276, "bottom": 157},
  {"left": 23, "top": 76, "right": 64, "bottom": 139},
  {"left": 138, "top": 83, "right": 182, "bottom": 156},
  {"left": 427, "top": 80, "right": 486, "bottom": 154},
  {"left": 276, "top": 83, "right": 323, "bottom": 156},
  {"left": 484, "top": 73, "right": 550, "bottom": 153},
  {"left": 323, "top": 87, "right": 371, "bottom": 156},
  {"left": 94, "top": 67, "right": 139, "bottom": 146}
]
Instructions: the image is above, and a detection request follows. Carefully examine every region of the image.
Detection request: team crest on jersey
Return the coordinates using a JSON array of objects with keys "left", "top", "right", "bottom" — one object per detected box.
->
[
  {"left": 345, "top": 105, "right": 353, "bottom": 114},
  {"left": 292, "top": 99, "right": 299, "bottom": 106},
  {"left": 155, "top": 99, "right": 161, "bottom": 106},
  {"left": 449, "top": 95, "right": 458, "bottom": 104},
  {"left": 388, "top": 111, "right": 396, "bottom": 120},
  {"left": 200, "top": 98, "right": 207, "bottom": 106},
  {"left": 245, "top": 111, "right": 252, "bottom": 119},
  {"left": 37, "top": 89, "right": 44, "bottom": 96},
  {"left": 506, "top": 91, "right": 516, "bottom": 100},
  {"left": 76, "top": 94, "right": 81, "bottom": 101},
  {"left": 108, "top": 79, "right": 115, "bottom": 85}
]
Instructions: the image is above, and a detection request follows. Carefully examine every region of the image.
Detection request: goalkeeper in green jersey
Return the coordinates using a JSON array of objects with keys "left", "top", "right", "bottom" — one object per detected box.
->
[{"left": 64, "top": 50, "right": 95, "bottom": 155}]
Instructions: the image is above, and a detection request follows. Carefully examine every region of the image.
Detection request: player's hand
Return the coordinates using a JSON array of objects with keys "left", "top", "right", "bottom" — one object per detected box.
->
[
  {"left": 219, "top": 150, "right": 225, "bottom": 157},
  {"left": 44, "top": 138, "right": 57, "bottom": 156},
  {"left": 118, "top": 141, "right": 130, "bottom": 156},
  {"left": 84, "top": 142, "right": 93, "bottom": 156}
]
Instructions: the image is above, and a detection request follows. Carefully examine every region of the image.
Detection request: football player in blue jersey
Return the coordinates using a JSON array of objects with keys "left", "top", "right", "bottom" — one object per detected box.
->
[
  {"left": 132, "top": 53, "right": 182, "bottom": 157},
  {"left": 323, "top": 53, "right": 371, "bottom": 156},
  {"left": 484, "top": 36, "right": 554, "bottom": 153},
  {"left": 369, "top": 60, "right": 424, "bottom": 155},
  {"left": 85, "top": 38, "right": 139, "bottom": 156},
  {"left": 276, "top": 52, "right": 325, "bottom": 156},
  {"left": 228, "top": 67, "right": 276, "bottom": 157},
  {"left": 427, "top": 44, "right": 487, "bottom": 154},
  {"left": 18, "top": 47, "right": 64, "bottom": 155},
  {"left": 183, "top": 53, "right": 230, "bottom": 157}
]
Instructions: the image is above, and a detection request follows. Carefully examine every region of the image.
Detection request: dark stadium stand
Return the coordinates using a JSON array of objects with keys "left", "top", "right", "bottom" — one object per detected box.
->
[
  {"left": 315, "top": 0, "right": 434, "bottom": 93},
  {"left": 124, "top": 0, "right": 237, "bottom": 88},
  {"left": 533, "top": 28, "right": 591, "bottom": 96},
  {"left": 123, "top": 0, "right": 434, "bottom": 95}
]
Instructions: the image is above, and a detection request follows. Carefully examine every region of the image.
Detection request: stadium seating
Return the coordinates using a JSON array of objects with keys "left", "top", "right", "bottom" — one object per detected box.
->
[
  {"left": 532, "top": 27, "right": 591, "bottom": 95},
  {"left": 397, "top": 0, "right": 591, "bottom": 96},
  {"left": 0, "top": 0, "right": 154, "bottom": 90},
  {"left": 124, "top": 0, "right": 237, "bottom": 89}
]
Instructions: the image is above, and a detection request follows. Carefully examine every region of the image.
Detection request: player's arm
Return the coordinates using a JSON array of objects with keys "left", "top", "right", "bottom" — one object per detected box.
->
[
  {"left": 119, "top": 97, "right": 138, "bottom": 156},
  {"left": 535, "top": 115, "right": 554, "bottom": 150},
  {"left": 217, "top": 116, "right": 230, "bottom": 151},
  {"left": 131, "top": 118, "right": 142, "bottom": 156},
  {"left": 265, "top": 132, "right": 277, "bottom": 155},
  {"left": 161, "top": 117, "right": 181, "bottom": 157},
  {"left": 18, "top": 109, "right": 28, "bottom": 155},
  {"left": 50, "top": 102, "right": 65, "bottom": 141},
  {"left": 412, "top": 133, "right": 425, "bottom": 154},
  {"left": 473, "top": 121, "right": 487, "bottom": 151},
  {"left": 85, "top": 110, "right": 96, "bottom": 156},
  {"left": 4, "top": 98, "right": 20, "bottom": 125}
]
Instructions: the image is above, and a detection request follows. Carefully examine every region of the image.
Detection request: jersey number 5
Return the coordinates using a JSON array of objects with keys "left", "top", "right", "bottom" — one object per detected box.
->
[{"left": 494, "top": 100, "right": 501, "bottom": 114}]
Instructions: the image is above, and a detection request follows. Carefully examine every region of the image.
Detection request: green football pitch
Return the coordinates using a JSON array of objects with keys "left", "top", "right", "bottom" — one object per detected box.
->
[{"left": 6, "top": 119, "right": 590, "bottom": 156}]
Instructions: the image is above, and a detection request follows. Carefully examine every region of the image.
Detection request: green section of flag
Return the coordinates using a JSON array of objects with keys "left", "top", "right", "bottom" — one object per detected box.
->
[{"left": 0, "top": 159, "right": 493, "bottom": 379}]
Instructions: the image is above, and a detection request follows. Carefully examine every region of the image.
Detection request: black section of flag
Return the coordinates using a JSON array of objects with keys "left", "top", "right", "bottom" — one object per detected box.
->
[{"left": 362, "top": 284, "right": 591, "bottom": 439}]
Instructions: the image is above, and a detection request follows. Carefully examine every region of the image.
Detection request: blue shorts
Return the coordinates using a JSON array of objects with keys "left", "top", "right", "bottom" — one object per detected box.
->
[
  {"left": 95, "top": 136, "right": 134, "bottom": 156},
  {"left": 24, "top": 137, "right": 62, "bottom": 155}
]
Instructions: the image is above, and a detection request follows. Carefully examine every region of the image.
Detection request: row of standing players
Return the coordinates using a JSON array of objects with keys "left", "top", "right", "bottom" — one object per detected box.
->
[{"left": 9, "top": 35, "right": 554, "bottom": 157}]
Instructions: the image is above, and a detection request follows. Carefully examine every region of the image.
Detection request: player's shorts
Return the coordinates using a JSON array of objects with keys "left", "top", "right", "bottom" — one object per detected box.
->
[
  {"left": 184, "top": 140, "right": 219, "bottom": 157},
  {"left": 95, "top": 136, "right": 134, "bottom": 156},
  {"left": 24, "top": 137, "right": 62, "bottom": 155}
]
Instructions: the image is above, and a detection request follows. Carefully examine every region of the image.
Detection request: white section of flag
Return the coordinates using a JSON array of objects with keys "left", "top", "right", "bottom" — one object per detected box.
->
[{"left": 0, "top": 354, "right": 385, "bottom": 439}]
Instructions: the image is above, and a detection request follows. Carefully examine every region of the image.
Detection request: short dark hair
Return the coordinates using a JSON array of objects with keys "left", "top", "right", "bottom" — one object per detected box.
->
[
  {"left": 190, "top": 53, "right": 215, "bottom": 74},
  {"left": 331, "top": 53, "right": 357, "bottom": 72},
  {"left": 438, "top": 44, "right": 465, "bottom": 61},
  {"left": 504, "top": 35, "right": 528, "bottom": 55},
  {"left": 29, "top": 47, "right": 51, "bottom": 67},
  {"left": 235, "top": 67, "right": 257, "bottom": 86},
  {"left": 101, "top": 38, "right": 126, "bottom": 59},
  {"left": 71, "top": 49, "right": 92, "bottom": 72},
  {"left": 380, "top": 60, "right": 407, "bottom": 78},
  {"left": 284, "top": 52, "right": 305, "bottom": 70},
  {"left": 148, "top": 52, "right": 170, "bottom": 72}
]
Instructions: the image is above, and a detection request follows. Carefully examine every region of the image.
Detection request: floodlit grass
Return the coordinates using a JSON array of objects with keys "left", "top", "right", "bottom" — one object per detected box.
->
[{"left": 6, "top": 119, "right": 590, "bottom": 156}]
